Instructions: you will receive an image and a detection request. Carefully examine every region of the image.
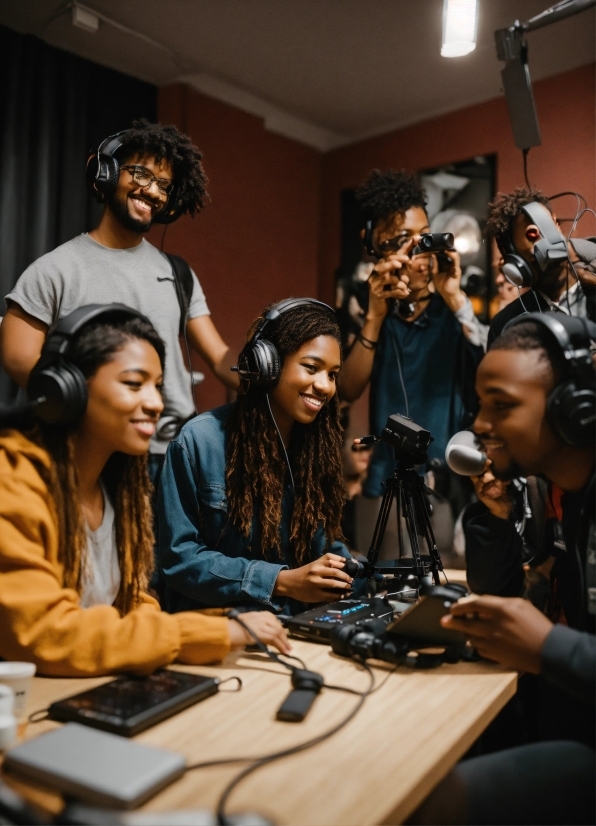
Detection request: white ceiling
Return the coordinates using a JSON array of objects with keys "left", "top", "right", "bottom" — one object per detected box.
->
[{"left": 3, "top": 0, "right": 595, "bottom": 150}]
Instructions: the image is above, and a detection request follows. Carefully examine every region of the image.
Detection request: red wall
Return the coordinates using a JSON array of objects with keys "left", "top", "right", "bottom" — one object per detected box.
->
[
  {"left": 319, "top": 63, "right": 596, "bottom": 304},
  {"left": 152, "top": 84, "right": 322, "bottom": 411}
]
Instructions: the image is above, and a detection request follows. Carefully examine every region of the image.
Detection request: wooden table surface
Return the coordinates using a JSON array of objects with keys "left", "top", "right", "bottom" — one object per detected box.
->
[{"left": 3, "top": 638, "right": 516, "bottom": 826}]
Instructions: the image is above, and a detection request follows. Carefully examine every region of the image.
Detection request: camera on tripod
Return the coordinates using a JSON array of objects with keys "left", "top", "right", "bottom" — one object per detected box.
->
[{"left": 352, "top": 414, "right": 443, "bottom": 597}]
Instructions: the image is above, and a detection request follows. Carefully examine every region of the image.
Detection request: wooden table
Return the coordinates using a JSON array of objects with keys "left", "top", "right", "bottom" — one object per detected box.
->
[{"left": 3, "top": 640, "right": 516, "bottom": 825}]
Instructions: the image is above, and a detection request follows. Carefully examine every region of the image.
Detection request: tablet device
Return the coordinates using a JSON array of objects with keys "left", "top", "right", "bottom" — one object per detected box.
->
[
  {"left": 385, "top": 593, "right": 466, "bottom": 648},
  {"left": 48, "top": 669, "right": 219, "bottom": 736},
  {"left": 4, "top": 722, "right": 185, "bottom": 809}
]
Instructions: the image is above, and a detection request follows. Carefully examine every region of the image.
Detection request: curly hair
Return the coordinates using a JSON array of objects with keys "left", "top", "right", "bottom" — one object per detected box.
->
[
  {"left": 355, "top": 169, "right": 427, "bottom": 226},
  {"left": 28, "top": 316, "right": 165, "bottom": 614},
  {"left": 485, "top": 187, "right": 551, "bottom": 250},
  {"left": 119, "top": 118, "right": 208, "bottom": 216},
  {"left": 225, "top": 302, "right": 346, "bottom": 566}
]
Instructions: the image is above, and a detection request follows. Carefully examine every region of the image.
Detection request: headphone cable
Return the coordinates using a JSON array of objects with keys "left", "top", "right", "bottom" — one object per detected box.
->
[{"left": 266, "top": 393, "right": 295, "bottom": 493}]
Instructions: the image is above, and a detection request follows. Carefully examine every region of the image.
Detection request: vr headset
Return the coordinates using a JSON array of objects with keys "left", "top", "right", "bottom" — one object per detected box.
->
[{"left": 499, "top": 201, "right": 568, "bottom": 289}]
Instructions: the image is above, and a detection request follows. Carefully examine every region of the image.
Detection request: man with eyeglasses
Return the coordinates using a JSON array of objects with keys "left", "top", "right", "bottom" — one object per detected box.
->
[
  {"left": 1, "top": 119, "right": 239, "bottom": 480},
  {"left": 340, "top": 170, "right": 484, "bottom": 557}
]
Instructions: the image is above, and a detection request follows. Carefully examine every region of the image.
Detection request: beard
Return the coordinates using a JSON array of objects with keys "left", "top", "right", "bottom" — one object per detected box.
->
[
  {"left": 107, "top": 192, "right": 154, "bottom": 234},
  {"left": 491, "top": 456, "right": 524, "bottom": 481}
]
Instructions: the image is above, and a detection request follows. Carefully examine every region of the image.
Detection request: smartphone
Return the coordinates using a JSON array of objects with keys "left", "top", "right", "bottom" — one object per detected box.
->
[
  {"left": 385, "top": 591, "right": 466, "bottom": 648},
  {"left": 48, "top": 669, "right": 220, "bottom": 736}
]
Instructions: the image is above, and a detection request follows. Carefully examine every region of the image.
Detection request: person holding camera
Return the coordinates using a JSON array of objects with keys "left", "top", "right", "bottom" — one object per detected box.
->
[
  {"left": 411, "top": 313, "right": 595, "bottom": 825},
  {"left": 0, "top": 119, "right": 239, "bottom": 486},
  {"left": 486, "top": 186, "right": 596, "bottom": 346},
  {"left": 0, "top": 306, "right": 288, "bottom": 677},
  {"left": 340, "top": 170, "right": 484, "bottom": 551}
]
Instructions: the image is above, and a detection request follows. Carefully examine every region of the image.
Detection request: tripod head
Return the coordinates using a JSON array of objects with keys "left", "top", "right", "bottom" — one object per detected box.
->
[{"left": 354, "top": 413, "right": 432, "bottom": 466}]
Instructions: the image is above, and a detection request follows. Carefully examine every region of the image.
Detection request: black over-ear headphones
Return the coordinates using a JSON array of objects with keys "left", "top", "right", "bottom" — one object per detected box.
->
[
  {"left": 499, "top": 201, "right": 568, "bottom": 289},
  {"left": 233, "top": 298, "right": 337, "bottom": 390},
  {"left": 27, "top": 304, "right": 152, "bottom": 426},
  {"left": 85, "top": 131, "right": 183, "bottom": 224},
  {"left": 503, "top": 312, "right": 596, "bottom": 446}
]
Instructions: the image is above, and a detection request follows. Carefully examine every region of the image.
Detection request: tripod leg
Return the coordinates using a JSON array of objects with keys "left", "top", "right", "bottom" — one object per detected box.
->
[
  {"left": 412, "top": 480, "right": 442, "bottom": 584},
  {"left": 401, "top": 485, "right": 424, "bottom": 577},
  {"left": 367, "top": 482, "right": 396, "bottom": 570}
]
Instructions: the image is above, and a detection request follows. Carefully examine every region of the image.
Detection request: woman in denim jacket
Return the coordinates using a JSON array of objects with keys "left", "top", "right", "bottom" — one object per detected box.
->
[{"left": 158, "top": 299, "right": 355, "bottom": 616}]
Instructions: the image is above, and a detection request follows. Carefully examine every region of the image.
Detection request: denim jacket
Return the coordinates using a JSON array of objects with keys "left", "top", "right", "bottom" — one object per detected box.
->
[{"left": 157, "top": 405, "right": 350, "bottom": 615}]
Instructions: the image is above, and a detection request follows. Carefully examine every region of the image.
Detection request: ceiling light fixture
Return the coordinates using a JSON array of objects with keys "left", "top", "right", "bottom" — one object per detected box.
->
[{"left": 441, "top": 0, "right": 478, "bottom": 57}]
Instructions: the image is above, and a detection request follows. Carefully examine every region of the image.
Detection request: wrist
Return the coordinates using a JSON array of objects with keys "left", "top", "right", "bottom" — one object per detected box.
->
[
  {"left": 444, "top": 291, "right": 466, "bottom": 313},
  {"left": 363, "top": 313, "right": 385, "bottom": 330},
  {"left": 273, "top": 569, "right": 292, "bottom": 597}
]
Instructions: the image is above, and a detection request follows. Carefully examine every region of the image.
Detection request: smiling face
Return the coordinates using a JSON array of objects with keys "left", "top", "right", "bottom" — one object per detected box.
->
[
  {"left": 268, "top": 335, "right": 341, "bottom": 437},
  {"left": 108, "top": 152, "right": 173, "bottom": 233},
  {"left": 76, "top": 338, "right": 164, "bottom": 456},
  {"left": 473, "top": 348, "right": 560, "bottom": 480},
  {"left": 374, "top": 206, "right": 432, "bottom": 293}
]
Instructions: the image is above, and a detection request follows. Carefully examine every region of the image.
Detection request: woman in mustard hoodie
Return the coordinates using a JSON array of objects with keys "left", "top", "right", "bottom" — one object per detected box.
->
[{"left": 0, "top": 305, "right": 288, "bottom": 676}]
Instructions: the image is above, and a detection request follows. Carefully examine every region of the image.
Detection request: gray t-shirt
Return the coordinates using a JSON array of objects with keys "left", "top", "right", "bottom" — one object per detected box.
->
[{"left": 5, "top": 234, "right": 209, "bottom": 453}]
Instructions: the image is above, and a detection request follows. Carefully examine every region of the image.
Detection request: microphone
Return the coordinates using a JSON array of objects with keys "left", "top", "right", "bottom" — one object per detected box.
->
[
  {"left": 276, "top": 669, "right": 324, "bottom": 722},
  {"left": 445, "top": 431, "right": 487, "bottom": 476}
]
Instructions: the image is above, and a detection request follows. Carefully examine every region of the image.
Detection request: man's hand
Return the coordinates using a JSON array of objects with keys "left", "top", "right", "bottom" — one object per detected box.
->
[
  {"left": 441, "top": 595, "right": 553, "bottom": 673},
  {"left": 274, "top": 553, "right": 353, "bottom": 603},
  {"left": 229, "top": 611, "right": 291, "bottom": 654},
  {"left": 431, "top": 249, "right": 466, "bottom": 313},
  {"left": 367, "top": 254, "right": 411, "bottom": 321},
  {"left": 470, "top": 461, "right": 513, "bottom": 520}
]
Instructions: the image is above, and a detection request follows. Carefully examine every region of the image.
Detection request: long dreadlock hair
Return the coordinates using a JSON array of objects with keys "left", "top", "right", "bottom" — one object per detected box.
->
[
  {"left": 226, "top": 302, "right": 346, "bottom": 565},
  {"left": 27, "top": 316, "right": 165, "bottom": 614}
]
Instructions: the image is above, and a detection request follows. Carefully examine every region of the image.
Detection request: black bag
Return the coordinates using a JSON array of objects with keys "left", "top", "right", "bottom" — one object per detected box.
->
[{"left": 164, "top": 253, "right": 194, "bottom": 334}]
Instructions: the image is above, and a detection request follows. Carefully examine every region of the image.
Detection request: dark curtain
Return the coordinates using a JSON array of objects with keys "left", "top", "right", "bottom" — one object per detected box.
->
[{"left": 0, "top": 24, "right": 157, "bottom": 402}]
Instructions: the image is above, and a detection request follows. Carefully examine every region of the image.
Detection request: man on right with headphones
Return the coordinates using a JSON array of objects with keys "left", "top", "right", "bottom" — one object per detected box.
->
[
  {"left": 411, "top": 313, "right": 595, "bottom": 825},
  {"left": 486, "top": 186, "right": 596, "bottom": 347}
]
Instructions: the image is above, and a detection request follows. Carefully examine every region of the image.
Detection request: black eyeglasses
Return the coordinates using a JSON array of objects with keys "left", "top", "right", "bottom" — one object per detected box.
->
[{"left": 121, "top": 165, "right": 174, "bottom": 197}]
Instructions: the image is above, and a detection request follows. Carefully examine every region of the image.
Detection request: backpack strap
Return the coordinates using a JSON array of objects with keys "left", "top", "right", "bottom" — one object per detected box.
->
[{"left": 164, "top": 253, "right": 194, "bottom": 335}]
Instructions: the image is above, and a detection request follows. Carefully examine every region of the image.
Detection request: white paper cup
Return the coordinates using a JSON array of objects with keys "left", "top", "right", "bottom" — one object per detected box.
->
[
  {"left": 0, "top": 662, "right": 36, "bottom": 720},
  {"left": 0, "top": 684, "right": 14, "bottom": 716},
  {"left": 0, "top": 713, "right": 17, "bottom": 750}
]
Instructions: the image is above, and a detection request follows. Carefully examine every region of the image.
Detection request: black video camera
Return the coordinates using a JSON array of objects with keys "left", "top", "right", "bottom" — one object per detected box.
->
[{"left": 380, "top": 414, "right": 432, "bottom": 465}]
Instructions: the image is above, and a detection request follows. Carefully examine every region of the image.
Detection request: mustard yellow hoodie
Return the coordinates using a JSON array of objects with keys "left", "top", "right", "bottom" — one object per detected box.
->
[{"left": 0, "top": 430, "right": 231, "bottom": 676}]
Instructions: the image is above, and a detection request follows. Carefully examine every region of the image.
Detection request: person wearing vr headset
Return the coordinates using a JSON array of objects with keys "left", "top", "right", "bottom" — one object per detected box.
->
[
  {"left": 411, "top": 313, "right": 595, "bottom": 825},
  {"left": 158, "top": 299, "right": 356, "bottom": 616},
  {"left": 0, "top": 305, "right": 288, "bottom": 677},
  {"left": 486, "top": 186, "right": 596, "bottom": 346},
  {"left": 339, "top": 170, "right": 484, "bottom": 554},
  {"left": 0, "top": 119, "right": 239, "bottom": 485}
]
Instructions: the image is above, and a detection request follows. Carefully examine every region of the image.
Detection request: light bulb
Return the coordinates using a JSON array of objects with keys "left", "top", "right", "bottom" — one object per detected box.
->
[{"left": 442, "top": 0, "right": 478, "bottom": 58}]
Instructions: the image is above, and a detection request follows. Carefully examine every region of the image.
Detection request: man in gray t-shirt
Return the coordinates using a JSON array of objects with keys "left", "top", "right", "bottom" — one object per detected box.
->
[{"left": 0, "top": 120, "right": 239, "bottom": 464}]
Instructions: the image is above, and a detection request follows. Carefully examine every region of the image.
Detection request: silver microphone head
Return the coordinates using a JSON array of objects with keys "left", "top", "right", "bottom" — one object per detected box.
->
[{"left": 445, "top": 431, "right": 487, "bottom": 476}]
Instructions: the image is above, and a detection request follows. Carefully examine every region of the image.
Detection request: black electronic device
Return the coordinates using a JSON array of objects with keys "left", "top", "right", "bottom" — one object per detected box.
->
[
  {"left": 330, "top": 583, "right": 469, "bottom": 668},
  {"left": 276, "top": 669, "right": 324, "bottom": 722},
  {"left": 286, "top": 596, "right": 394, "bottom": 643},
  {"left": 503, "top": 313, "right": 596, "bottom": 446},
  {"left": 47, "top": 670, "right": 220, "bottom": 737},
  {"left": 27, "top": 304, "right": 151, "bottom": 426},
  {"left": 231, "top": 297, "right": 336, "bottom": 390},
  {"left": 384, "top": 586, "right": 467, "bottom": 648},
  {"left": 85, "top": 131, "right": 182, "bottom": 224},
  {"left": 499, "top": 201, "right": 568, "bottom": 289}
]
